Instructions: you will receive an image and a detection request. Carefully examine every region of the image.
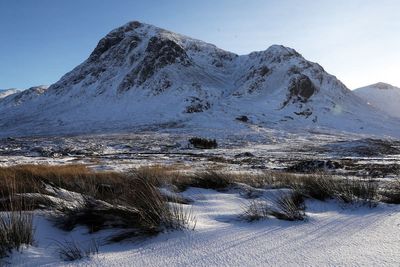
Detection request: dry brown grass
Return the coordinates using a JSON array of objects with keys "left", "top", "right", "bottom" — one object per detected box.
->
[
  {"left": 0, "top": 164, "right": 390, "bottom": 214},
  {"left": 0, "top": 165, "right": 196, "bottom": 242},
  {"left": 52, "top": 175, "right": 196, "bottom": 242},
  {"left": 126, "top": 166, "right": 381, "bottom": 207},
  {"left": 0, "top": 163, "right": 396, "bottom": 250},
  {"left": 133, "top": 167, "right": 279, "bottom": 191},
  {"left": 0, "top": 164, "right": 128, "bottom": 203}
]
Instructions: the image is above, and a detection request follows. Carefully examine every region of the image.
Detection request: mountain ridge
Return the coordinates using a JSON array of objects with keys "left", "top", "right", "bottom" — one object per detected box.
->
[
  {"left": 354, "top": 83, "right": 400, "bottom": 119},
  {"left": 0, "top": 88, "right": 21, "bottom": 99},
  {"left": 1, "top": 21, "right": 399, "bottom": 138}
]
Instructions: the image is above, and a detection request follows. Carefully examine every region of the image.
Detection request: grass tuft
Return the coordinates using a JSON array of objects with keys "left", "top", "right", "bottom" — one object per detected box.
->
[
  {"left": 270, "top": 191, "right": 306, "bottom": 221},
  {"left": 0, "top": 184, "right": 35, "bottom": 259},
  {"left": 54, "top": 239, "right": 99, "bottom": 261},
  {"left": 242, "top": 190, "right": 306, "bottom": 222},
  {"left": 241, "top": 200, "right": 270, "bottom": 221}
]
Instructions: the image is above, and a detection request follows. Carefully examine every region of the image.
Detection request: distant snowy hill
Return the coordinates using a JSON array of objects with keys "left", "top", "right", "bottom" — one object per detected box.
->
[
  {"left": 354, "top": 83, "right": 400, "bottom": 119},
  {"left": 0, "top": 85, "right": 48, "bottom": 108},
  {"left": 0, "top": 88, "right": 20, "bottom": 99},
  {"left": 0, "top": 21, "right": 399, "bottom": 138}
]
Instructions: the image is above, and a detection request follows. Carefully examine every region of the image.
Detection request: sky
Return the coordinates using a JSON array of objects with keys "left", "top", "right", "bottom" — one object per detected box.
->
[{"left": 1, "top": 0, "right": 399, "bottom": 90}]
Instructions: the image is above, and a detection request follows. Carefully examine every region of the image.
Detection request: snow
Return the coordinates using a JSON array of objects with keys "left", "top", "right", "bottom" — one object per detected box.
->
[
  {"left": 354, "top": 82, "right": 400, "bottom": 119},
  {"left": 6, "top": 187, "right": 400, "bottom": 266}
]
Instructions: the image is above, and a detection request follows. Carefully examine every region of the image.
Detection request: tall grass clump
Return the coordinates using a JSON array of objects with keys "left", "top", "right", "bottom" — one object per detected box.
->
[
  {"left": 0, "top": 184, "right": 35, "bottom": 259},
  {"left": 241, "top": 200, "right": 270, "bottom": 222},
  {"left": 331, "top": 178, "right": 378, "bottom": 207},
  {"left": 190, "top": 171, "right": 233, "bottom": 190},
  {"left": 270, "top": 190, "right": 306, "bottom": 221},
  {"left": 0, "top": 164, "right": 128, "bottom": 200},
  {"left": 53, "top": 176, "right": 196, "bottom": 243},
  {"left": 292, "top": 174, "right": 336, "bottom": 201},
  {"left": 242, "top": 190, "right": 306, "bottom": 222},
  {"left": 277, "top": 174, "right": 379, "bottom": 207},
  {"left": 0, "top": 165, "right": 197, "bottom": 243}
]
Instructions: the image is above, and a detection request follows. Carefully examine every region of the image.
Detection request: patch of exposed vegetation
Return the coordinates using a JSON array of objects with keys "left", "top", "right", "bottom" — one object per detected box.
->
[{"left": 188, "top": 137, "right": 218, "bottom": 149}]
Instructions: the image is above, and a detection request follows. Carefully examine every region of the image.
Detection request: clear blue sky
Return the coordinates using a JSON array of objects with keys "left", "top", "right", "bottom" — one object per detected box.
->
[{"left": 1, "top": 0, "right": 399, "bottom": 89}]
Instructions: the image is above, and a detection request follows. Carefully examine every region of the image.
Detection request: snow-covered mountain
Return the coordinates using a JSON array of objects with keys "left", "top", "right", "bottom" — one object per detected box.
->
[
  {"left": 0, "top": 88, "right": 21, "bottom": 99},
  {"left": 0, "top": 86, "right": 48, "bottom": 108},
  {"left": 1, "top": 21, "right": 399, "bottom": 138},
  {"left": 354, "top": 83, "right": 400, "bottom": 119}
]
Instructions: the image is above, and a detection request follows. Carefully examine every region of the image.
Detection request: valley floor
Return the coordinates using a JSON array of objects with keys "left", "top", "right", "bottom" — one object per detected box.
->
[
  {"left": 1, "top": 132, "right": 399, "bottom": 266},
  {"left": 1, "top": 131, "right": 400, "bottom": 176},
  {"left": 8, "top": 187, "right": 400, "bottom": 266}
]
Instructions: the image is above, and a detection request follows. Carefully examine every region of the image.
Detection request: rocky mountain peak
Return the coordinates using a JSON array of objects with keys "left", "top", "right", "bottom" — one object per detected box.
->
[{"left": 1, "top": 21, "right": 399, "bottom": 138}]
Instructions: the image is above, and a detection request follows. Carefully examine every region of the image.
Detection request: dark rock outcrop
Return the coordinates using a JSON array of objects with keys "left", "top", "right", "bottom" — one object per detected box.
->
[{"left": 283, "top": 75, "right": 317, "bottom": 107}]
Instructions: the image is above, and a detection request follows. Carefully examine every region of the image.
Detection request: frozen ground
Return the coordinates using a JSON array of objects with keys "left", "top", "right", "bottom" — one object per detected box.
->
[
  {"left": 1, "top": 131, "right": 399, "bottom": 177},
  {"left": 7, "top": 187, "right": 400, "bottom": 266}
]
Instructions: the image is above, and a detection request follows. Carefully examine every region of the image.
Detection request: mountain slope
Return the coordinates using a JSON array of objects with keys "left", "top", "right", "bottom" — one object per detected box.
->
[
  {"left": 354, "top": 83, "right": 400, "bottom": 119},
  {"left": 0, "top": 21, "right": 399, "bottom": 138}
]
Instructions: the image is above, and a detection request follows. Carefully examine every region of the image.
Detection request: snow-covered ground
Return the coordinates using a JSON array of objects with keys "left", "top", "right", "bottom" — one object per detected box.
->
[
  {"left": 7, "top": 187, "right": 400, "bottom": 266},
  {"left": 1, "top": 132, "right": 399, "bottom": 177}
]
